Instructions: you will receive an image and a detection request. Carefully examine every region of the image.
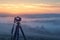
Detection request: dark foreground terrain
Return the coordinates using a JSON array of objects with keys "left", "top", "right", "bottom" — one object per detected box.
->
[{"left": 0, "top": 34, "right": 60, "bottom": 40}]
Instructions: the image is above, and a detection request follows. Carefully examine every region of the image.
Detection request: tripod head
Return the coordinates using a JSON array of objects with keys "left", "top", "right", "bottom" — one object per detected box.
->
[{"left": 14, "top": 16, "right": 21, "bottom": 23}]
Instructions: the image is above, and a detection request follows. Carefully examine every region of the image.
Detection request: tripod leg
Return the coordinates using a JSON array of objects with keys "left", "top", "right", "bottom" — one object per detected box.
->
[
  {"left": 19, "top": 25, "right": 27, "bottom": 40},
  {"left": 16, "top": 29, "right": 19, "bottom": 40},
  {"left": 13, "top": 27, "right": 17, "bottom": 40},
  {"left": 11, "top": 24, "right": 14, "bottom": 34},
  {"left": 11, "top": 24, "right": 15, "bottom": 40}
]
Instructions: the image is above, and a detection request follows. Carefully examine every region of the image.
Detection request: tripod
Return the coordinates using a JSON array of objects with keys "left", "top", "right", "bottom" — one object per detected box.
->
[{"left": 11, "top": 16, "right": 26, "bottom": 40}]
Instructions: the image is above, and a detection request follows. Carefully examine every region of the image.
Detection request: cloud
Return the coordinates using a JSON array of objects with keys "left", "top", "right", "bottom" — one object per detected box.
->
[
  {"left": 0, "top": 0, "right": 60, "bottom": 4},
  {"left": 0, "top": 3, "right": 60, "bottom": 14}
]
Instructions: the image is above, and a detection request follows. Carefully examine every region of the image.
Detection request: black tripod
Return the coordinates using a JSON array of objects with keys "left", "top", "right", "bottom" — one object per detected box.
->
[{"left": 11, "top": 16, "right": 26, "bottom": 40}]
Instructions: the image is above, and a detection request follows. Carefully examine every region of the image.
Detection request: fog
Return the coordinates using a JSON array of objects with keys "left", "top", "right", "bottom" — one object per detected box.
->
[{"left": 0, "top": 14, "right": 60, "bottom": 40}]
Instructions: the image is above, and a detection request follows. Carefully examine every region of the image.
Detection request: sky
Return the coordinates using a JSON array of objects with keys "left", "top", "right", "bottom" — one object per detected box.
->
[{"left": 0, "top": 0, "right": 60, "bottom": 14}]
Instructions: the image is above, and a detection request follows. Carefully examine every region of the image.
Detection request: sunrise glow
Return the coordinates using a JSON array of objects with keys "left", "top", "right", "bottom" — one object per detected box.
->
[{"left": 0, "top": 0, "right": 60, "bottom": 14}]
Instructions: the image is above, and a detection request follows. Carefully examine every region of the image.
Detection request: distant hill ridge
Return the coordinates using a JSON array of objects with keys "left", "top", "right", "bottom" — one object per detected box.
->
[
  {"left": 22, "top": 14, "right": 60, "bottom": 18},
  {"left": 0, "top": 13, "right": 60, "bottom": 18}
]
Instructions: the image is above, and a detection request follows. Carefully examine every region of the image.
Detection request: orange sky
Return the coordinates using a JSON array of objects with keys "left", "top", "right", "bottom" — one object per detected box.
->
[{"left": 0, "top": 3, "right": 60, "bottom": 14}]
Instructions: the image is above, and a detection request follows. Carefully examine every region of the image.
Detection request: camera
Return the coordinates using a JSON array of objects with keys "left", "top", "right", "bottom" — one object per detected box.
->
[{"left": 14, "top": 16, "right": 21, "bottom": 23}]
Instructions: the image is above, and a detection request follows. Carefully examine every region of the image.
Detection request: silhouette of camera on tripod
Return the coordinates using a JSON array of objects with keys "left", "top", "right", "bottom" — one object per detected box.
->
[{"left": 11, "top": 16, "right": 26, "bottom": 40}]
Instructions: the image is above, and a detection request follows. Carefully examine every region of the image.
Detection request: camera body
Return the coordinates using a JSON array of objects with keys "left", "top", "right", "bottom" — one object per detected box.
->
[{"left": 14, "top": 16, "right": 21, "bottom": 23}]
